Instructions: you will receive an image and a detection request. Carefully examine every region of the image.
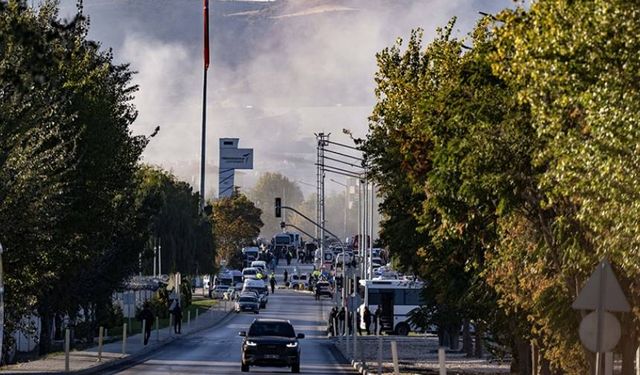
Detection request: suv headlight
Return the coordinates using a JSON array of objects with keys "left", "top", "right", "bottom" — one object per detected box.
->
[
  {"left": 286, "top": 342, "right": 298, "bottom": 348},
  {"left": 246, "top": 341, "right": 258, "bottom": 347}
]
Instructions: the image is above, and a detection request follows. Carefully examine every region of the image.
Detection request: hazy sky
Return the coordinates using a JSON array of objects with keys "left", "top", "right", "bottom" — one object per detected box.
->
[{"left": 57, "top": 0, "right": 518, "bottom": 197}]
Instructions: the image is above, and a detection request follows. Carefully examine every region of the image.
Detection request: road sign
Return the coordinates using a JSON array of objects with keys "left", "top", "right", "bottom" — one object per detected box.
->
[
  {"left": 572, "top": 259, "right": 630, "bottom": 312},
  {"left": 579, "top": 311, "right": 621, "bottom": 353},
  {"left": 573, "top": 259, "right": 630, "bottom": 354},
  {"left": 220, "top": 148, "right": 253, "bottom": 169}
]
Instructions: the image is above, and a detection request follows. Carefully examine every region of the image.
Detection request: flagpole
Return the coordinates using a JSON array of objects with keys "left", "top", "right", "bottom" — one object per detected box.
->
[
  {"left": 200, "top": 69, "right": 207, "bottom": 212},
  {"left": 200, "top": 0, "right": 210, "bottom": 213}
]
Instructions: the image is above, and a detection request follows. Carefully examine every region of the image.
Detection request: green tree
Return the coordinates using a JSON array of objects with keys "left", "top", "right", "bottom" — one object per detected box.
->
[
  {"left": 363, "top": 21, "right": 540, "bottom": 372},
  {"left": 488, "top": 1, "right": 640, "bottom": 372},
  {"left": 0, "top": 1, "right": 149, "bottom": 355},
  {"left": 212, "top": 191, "right": 263, "bottom": 269},
  {"left": 137, "top": 166, "right": 216, "bottom": 276}
]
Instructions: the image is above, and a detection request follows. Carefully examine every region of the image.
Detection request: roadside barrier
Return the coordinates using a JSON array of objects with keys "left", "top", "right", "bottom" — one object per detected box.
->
[
  {"left": 438, "top": 347, "right": 446, "bottom": 375},
  {"left": 391, "top": 340, "right": 399, "bottom": 375},
  {"left": 65, "top": 328, "right": 70, "bottom": 372},
  {"left": 98, "top": 326, "right": 104, "bottom": 361},
  {"left": 122, "top": 323, "right": 127, "bottom": 355}
]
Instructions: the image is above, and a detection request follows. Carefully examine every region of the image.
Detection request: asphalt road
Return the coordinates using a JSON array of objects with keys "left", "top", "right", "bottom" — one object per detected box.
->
[{"left": 113, "top": 266, "right": 355, "bottom": 375}]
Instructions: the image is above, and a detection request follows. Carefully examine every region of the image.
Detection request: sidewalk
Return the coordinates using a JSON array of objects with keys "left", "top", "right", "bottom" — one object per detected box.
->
[
  {"left": 333, "top": 335, "right": 510, "bottom": 375},
  {"left": 1, "top": 301, "right": 235, "bottom": 374}
]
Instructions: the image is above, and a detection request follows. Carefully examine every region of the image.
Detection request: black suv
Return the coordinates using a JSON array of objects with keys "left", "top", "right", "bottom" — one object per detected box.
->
[{"left": 239, "top": 319, "right": 304, "bottom": 373}]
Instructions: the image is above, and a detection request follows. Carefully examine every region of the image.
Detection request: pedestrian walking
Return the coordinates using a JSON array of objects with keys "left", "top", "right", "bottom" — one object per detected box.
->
[
  {"left": 374, "top": 305, "right": 382, "bottom": 334},
  {"left": 283, "top": 269, "right": 288, "bottom": 284},
  {"left": 363, "top": 306, "right": 372, "bottom": 335},
  {"left": 269, "top": 273, "right": 276, "bottom": 294},
  {"left": 315, "top": 283, "right": 321, "bottom": 301},
  {"left": 172, "top": 302, "right": 182, "bottom": 334},
  {"left": 328, "top": 306, "right": 338, "bottom": 336},
  {"left": 138, "top": 302, "right": 154, "bottom": 345},
  {"left": 338, "top": 307, "right": 346, "bottom": 335},
  {"left": 286, "top": 250, "right": 292, "bottom": 266}
]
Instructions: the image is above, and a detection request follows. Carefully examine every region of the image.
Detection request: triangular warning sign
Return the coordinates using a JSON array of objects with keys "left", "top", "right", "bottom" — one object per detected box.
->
[{"left": 572, "top": 259, "right": 630, "bottom": 312}]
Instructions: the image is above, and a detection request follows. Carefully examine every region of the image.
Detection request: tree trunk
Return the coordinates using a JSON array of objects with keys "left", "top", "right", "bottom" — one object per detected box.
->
[
  {"left": 539, "top": 357, "right": 551, "bottom": 375},
  {"left": 449, "top": 328, "right": 460, "bottom": 351},
  {"left": 38, "top": 309, "right": 52, "bottom": 356},
  {"left": 474, "top": 323, "right": 483, "bottom": 358},
  {"left": 620, "top": 314, "right": 636, "bottom": 375},
  {"left": 462, "top": 319, "right": 473, "bottom": 357},
  {"left": 513, "top": 337, "right": 532, "bottom": 375},
  {"left": 438, "top": 327, "right": 447, "bottom": 347}
]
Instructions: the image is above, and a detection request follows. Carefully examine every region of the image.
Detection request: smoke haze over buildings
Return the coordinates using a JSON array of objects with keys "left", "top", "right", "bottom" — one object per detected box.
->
[{"left": 58, "top": 0, "right": 516, "bottom": 196}]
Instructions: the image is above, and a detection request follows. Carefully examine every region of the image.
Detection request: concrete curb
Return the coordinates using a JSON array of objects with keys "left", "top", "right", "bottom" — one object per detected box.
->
[
  {"left": 0, "top": 307, "right": 235, "bottom": 375},
  {"left": 78, "top": 307, "right": 236, "bottom": 375},
  {"left": 351, "top": 359, "right": 374, "bottom": 375}
]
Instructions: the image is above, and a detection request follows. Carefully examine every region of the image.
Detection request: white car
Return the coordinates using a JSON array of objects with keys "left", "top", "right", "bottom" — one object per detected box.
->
[
  {"left": 334, "top": 252, "right": 354, "bottom": 266},
  {"left": 250, "top": 260, "right": 267, "bottom": 273},
  {"left": 223, "top": 286, "right": 238, "bottom": 301},
  {"left": 211, "top": 285, "right": 228, "bottom": 299},
  {"left": 243, "top": 279, "right": 269, "bottom": 308},
  {"left": 289, "top": 274, "right": 309, "bottom": 290},
  {"left": 242, "top": 267, "right": 260, "bottom": 281}
]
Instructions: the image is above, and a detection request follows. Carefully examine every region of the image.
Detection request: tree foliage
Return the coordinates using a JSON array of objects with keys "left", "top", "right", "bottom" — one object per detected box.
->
[
  {"left": 212, "top": 191, "right": 263, "bottom": 269},
  {"left": 363, "top": 1, "right": 640, "bottom": 373},
  {"left": 137, "top": 166, "right": 216, "bottom": 276},
  {"left": 0, "top": 0, "right": 152, "bottom": 355}
]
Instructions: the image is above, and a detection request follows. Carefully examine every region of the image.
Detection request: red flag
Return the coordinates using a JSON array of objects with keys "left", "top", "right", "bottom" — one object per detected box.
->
[{"left": 203, "top": 0, "right": 210, "bottom": 70}]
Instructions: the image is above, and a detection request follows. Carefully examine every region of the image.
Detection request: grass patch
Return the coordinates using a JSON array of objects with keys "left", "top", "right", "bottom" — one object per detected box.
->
[
  {"left": 192, "top": 298, "right": 218, "bottom": 308},
  {"left": 106, "top": 301, "right": 216, "bottom": 339}
]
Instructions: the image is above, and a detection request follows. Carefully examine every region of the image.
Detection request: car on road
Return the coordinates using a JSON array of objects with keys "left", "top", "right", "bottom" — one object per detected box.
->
[
  {"left": 235, "top": 295, "right": 260, "bottom": 314},
  {"left": 315, "top": 281, "right": 333, "bottom": 298},
  {"left": 223, "top": 286, "right": 238, "bottom": 301},
  {"left": 212, "top": 285, "right": 228, "bottom": 299},
  {"left": 289, "top": 274, "right": 309, "bottom": 290},
  {"left": 251, "top": 260, "right": 267, "bottom": 274},
  {"left": 243, "top": 279, "right": 269, "bottom": 308},
  {"left": 334, "top": 252, "right": 353, "bottom": 267},
  {"left": 239, "top": 318, "right": 304, "bottom": 373},
  {"left": 242, "top": 267, "right": 261, "bottom": 281}
]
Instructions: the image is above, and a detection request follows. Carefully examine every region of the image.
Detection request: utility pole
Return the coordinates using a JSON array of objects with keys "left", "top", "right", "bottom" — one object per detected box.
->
[
  {"left": 315, "top": 133, "right": 330, "bottom": 266},
  {"left": 369, "top": 183, "right": 375, "bottom": 281}
]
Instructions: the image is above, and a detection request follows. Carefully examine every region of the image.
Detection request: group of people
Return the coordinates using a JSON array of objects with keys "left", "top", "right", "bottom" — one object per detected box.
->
[
  {"left": 327, "top": 305, "right": 382, "bottom": 336},
  {"left": 136, "top": 297, "right": 184, "bottom": 346}
]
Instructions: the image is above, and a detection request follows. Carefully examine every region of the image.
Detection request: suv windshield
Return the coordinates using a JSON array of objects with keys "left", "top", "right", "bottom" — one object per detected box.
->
[
  {"left": 248, "top": 322, "right": 295, "bottom": 338},
  {"left": 239, "top": 297, "right": 257, "bottom": 303}
]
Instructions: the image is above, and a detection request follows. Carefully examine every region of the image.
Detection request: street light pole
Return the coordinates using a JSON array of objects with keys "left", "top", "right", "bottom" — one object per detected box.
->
[{"left": 369, "top": 182, "right": 375, "bottom": 281}]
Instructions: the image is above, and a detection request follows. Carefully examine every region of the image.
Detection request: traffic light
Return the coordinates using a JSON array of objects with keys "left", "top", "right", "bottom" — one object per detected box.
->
[{"left": 275, "top": 197, "right": 282, "bottom": 218}]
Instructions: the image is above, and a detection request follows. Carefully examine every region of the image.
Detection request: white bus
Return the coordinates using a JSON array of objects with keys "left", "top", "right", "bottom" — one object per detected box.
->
[{"left": 358, "top": 279, "right": 424, "bottom": 336}]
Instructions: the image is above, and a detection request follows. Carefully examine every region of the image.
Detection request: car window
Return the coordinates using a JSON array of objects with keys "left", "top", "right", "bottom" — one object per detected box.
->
[
  {"left": 248, "top": 322, "right": 295, "bottom": 337},
  {"left": 239, "top": 297, "right": 257, "bottom": 303}
]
